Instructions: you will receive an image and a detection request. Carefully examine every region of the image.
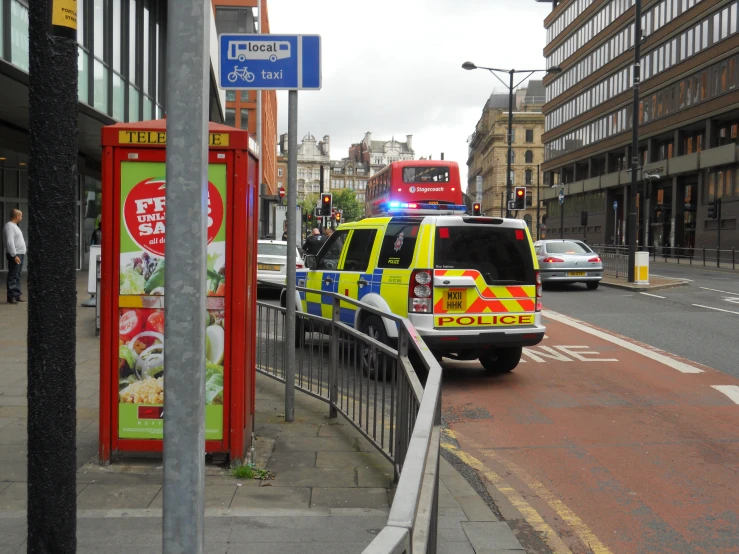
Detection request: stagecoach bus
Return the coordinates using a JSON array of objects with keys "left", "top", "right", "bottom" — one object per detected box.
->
[{"left": 365, "top": 160, "right": 464, "bottom": 216}]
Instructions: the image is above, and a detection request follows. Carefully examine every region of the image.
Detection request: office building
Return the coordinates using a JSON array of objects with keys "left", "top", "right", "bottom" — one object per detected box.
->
[
  {"left": 467, "top": 81, "right": 547, "bottom": 234},
  {"left": 540, "top": 0, "right": 739, "bottom": 251},
  {"left": 277, "top": 132, "right": 331, "bottom": 200}
]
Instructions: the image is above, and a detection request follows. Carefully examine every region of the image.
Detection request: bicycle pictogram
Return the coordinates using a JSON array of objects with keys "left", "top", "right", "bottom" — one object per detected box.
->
[{"left": 227, "top": 66, "right": 255, "bottom": 83}]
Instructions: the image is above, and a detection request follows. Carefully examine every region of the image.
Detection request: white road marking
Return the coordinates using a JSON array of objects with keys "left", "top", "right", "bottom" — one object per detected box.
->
[
  {"left": 543, "top": 310, "right": 704, "bottom": 374},
  {"left": 723, "top": 297, "right": 739, "bottom": 304},
  {"left": 639, "top": 292, "right": 666, "bottom": 299},
  {"left": 700, "top": 286, "right": 739, "bottom": 295},
  {"left": 692, "top": 304, "right": 739, "bottom": 316},
  {"left": 651, "top": 273, "right": 693, "bottom": 282},
  {"left": 712, "top": 385, "right": 739, "bottom": 405}
]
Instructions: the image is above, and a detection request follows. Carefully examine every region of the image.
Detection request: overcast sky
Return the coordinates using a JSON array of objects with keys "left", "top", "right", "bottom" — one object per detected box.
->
[{"left": 269, "top": 0, "right": 552, "bottom": 191}]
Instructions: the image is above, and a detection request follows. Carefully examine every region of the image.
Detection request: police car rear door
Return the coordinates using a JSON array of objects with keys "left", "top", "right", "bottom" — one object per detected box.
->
[
  {"left": 302, "top": 229, "right": 349, "bottom": 317},
  {"left": 432, "top": 219, "right": 538, "bottom": 330}
]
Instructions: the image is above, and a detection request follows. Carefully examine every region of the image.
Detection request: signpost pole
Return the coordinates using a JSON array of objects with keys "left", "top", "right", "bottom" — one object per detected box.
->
[
  {"left": 285, "top": 90, "right": 298, "bottom": 423},
  {"left": 536, "top": 164, "right": 540, "bottom": 241},
  {"left": 559, "top": 188, "right": 565, "bottom": 239},
  {"left": 628, "top": 0, "right": 642, "bottom": 282},
  {"left": 162, "top": 0, "right": 209, "bottom": 551},
  {"left": 613, "top": 200, "right": 618, "bottom": 245}
]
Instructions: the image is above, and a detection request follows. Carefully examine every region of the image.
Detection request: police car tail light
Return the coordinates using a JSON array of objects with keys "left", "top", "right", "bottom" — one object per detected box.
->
[
  {"left": 409, "top": 269, "right": 433, "bottom": 313},
  {"left": 535, "top": 271, "right": 542, "bottom": 312}
]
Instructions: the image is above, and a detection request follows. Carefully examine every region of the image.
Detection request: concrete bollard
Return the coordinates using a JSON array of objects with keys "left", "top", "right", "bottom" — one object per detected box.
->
[{"left": 634, "top": 251, "right": 649, "bottom": 285}]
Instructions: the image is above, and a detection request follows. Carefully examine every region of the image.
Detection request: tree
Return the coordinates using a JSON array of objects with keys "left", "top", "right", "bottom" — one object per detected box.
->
[
  {"left": 332, "top": 188, "right": 363, "bottom": 222},
  {"left": 298, "top": 193, "right": 319, "bottom": 221}
]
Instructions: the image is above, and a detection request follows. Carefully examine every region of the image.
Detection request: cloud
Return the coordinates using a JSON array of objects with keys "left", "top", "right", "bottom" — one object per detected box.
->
[{"left": 269, "top": 0, "right": 552, "bottom": 186}]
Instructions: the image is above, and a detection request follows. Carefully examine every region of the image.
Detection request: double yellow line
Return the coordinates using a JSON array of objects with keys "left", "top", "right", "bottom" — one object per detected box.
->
[{"left": 442, "top": 428, "right": 612, "bottom": 554}]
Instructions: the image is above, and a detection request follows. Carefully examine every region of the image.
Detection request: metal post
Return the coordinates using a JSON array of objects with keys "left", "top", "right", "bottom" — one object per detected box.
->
[
  {"left": 536, "top": 164, "right": 541, "bottom": 240},
  {"left": 505, "top": 70, "right": 514, "bottom": 218},
  {"left": 285, "top": 90, "right": 298, "bottom": 422},
  {"left": 162, "top": 0, "right": 209, "bottom": 551},
  {"left": 27, "top": 2, "right": 78, "bottom": 551},
  {"left": 256, "top": 0, "right": 263, "bottom": 236},
  {"left": 560, "top": 200, "right": 564, "bottom": 239},
  {"left": 628, "top": 0, "right": 642, "bottom": 282},
  {"left": 500, "top": 191, "right": 504, "bottom": 217},
  {"left": 717, "top": 198, "right": 722, "bottom": 267},
  {"left": 329, "top": 297, "right": 340, "bottom": 418},
  {"left": 614, "top": 209, "right": 617, "bottom": 246}
]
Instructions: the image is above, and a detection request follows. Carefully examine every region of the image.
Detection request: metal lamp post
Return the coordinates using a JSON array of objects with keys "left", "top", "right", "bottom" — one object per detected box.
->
[
  {"left": 462, "top": 62, "right": 561, "bottom": 218},
  {"left": 628, "top": 0, "right": 643, "bottom": 282}
]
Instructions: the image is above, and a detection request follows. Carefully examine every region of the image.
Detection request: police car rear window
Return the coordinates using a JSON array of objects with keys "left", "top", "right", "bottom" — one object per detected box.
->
[
  {"left": 434, "top": 227, "right": 535, "bottom": 285},
  {"left": 378, "top": 222, "right": 420, "bottom": 268}
]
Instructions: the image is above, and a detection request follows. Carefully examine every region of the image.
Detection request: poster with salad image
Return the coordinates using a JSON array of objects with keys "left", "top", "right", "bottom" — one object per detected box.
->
[
  {"left": 117, "top": 161, "right": 228, "bottom": 440},
  {"left": 118, "top": 307, "right": 226, "bottom": 439},
  {"left": 119, "top": 161, "right": 227, "bottom": 297}
]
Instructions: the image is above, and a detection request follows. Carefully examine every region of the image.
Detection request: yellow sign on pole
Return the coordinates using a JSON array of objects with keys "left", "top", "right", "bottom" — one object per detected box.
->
[{"left": 52, "top": 0, "right": 78, "bottom": 31}]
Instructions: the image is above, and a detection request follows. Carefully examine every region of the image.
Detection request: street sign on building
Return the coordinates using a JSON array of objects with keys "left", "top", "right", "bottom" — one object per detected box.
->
[
  {"left": 559, "top": 188, "right": 565, "bottom": 205},
  {"left": 218, "top": 34, "right": 321, "bottom": 90}
]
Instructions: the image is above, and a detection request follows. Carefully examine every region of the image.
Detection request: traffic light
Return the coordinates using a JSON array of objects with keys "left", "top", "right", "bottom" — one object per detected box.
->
[
  {"left": 580, "top": 211, "right": 588, "bottom": 226},
  {"left": 472, "top": 202, "right": 482, "bottom": 216},
  {"left": 307, "top": 212, "right": 312, "bottom": 223},
  {"left": 321, "top": 193, "right": 333, "bottom": 216},
  {"left": 334, "top": 211, "right": 341, "bottom": 223},
  {"left": 513, "top": 187, "right": 526, "bottom": 210},
  {"left": 707, "top": 198, "right": 719, "bottom": 219}
]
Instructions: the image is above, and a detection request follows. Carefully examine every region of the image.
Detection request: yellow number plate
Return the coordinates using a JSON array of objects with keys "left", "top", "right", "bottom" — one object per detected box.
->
[
  {"left": 444, "top": 289, "right": 467, "bottom": 312},
  {"left": 258, "top": 264, "right": 281, "bottom": 271},
  {"left": 568, "top": 271, "right": 587, "bottom": 277}
]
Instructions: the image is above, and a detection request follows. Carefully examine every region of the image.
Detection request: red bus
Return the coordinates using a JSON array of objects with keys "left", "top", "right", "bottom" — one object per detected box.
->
[{"left": 365, "top": 160, "right": 464, "bottom": 216}]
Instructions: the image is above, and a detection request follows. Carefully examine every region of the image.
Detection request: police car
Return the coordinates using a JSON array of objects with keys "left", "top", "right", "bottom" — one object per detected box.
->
[{"left": 283, "top": 203, "right": 545, "bottom": 374}]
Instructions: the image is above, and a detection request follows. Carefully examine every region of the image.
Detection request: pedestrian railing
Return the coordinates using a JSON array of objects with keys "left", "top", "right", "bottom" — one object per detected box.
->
[
  {"left": 256, "top": 285, "right": 442, "bottom": 553},
  {"left": 591, "top": 245, "right": 738, "bottom": 271}
]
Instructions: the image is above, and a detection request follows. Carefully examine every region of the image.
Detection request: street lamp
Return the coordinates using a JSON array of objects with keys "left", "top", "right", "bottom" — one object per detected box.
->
[
  {"left": 627, "top": 0, "right": 643, "bottom": 283},
  {"left": 463, "top": 62, "right": 561, "bottom": 218}
]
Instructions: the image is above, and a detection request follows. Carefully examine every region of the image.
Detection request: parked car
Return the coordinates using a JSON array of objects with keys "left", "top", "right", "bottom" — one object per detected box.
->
[
  {"left": 534, "top": 239, "right": 603, "bottom": 290},
  {"left": 257, "top": 240, "right": 304, "bottom": 287}
]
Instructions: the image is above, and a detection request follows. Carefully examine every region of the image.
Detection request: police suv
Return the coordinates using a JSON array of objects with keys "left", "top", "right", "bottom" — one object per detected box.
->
[{"left": 284, "top": 203, "right": 545, "bottom": 373}]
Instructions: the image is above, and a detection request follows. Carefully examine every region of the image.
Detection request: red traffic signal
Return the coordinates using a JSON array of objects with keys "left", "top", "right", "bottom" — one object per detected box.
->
[
  {"left": 472, "top": 203, "right": 481, "bottom": 216},
  {"left": 321, "top": 193, "right": 332, "bottom": 216},
  {"left": 513, "top": 187, "right": 526, "bottom": 210}
]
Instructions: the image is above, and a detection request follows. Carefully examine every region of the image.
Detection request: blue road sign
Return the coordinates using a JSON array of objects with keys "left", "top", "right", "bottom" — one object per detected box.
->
[
  {"left": 219, "top": 34, "right": 321, "bottom": 90},
  {"left": 613, "top": 200, "right": 618, "bottom": 211},
  {"left": 559, "top": 188, "right": 565, "bottom": 205}
]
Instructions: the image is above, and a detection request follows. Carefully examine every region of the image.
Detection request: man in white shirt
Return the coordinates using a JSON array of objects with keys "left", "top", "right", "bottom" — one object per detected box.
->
[{"left": 4, "top": 209, "right": 26, "bottom": 304}]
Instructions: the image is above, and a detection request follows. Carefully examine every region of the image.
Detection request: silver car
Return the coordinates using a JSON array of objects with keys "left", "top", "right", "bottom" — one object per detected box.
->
[
  {"left": 534, "top": 240, "right": 603, "bottom": 290},
  {"left": 257, "top": 240, "right": 304, "bottom": 288}
]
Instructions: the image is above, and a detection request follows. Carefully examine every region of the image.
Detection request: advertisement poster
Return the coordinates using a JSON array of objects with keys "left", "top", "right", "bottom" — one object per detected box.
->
[{"left": 118, "top": 161, "right": 227, "bottom": 440}]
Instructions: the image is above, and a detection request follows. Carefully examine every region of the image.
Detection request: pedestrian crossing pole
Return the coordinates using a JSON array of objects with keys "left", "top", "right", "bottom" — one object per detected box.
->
[{"left": 27, "top": 2, "right": 79, "bottom": 551}]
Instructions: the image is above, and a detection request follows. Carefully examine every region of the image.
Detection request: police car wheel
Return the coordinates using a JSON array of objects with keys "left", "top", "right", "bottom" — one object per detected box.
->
[
  {"left": 360, "top": 316, "right": 390, "bottom": 380},
  {"left": 586, "top": 281, "right": 599, "bottom": 290},
  {"left": 480, "top": 347, "right": 522, "bottom": 373}
]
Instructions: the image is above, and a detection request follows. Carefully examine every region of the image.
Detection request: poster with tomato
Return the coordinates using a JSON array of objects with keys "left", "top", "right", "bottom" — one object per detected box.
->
[
  {"left": 119, "top": 161, "right": 227, "bottom": 297},
  {"left": 117, "top": 161, "right": 227, "bottom": 440}
]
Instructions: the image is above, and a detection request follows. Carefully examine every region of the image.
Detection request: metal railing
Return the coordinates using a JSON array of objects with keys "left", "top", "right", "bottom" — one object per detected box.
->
[
  {"left": 591, "top": 245, "right": 737, "bottom": 271},
  {"left": 256, "top": 285, "right": 443, "bottom": 553}
]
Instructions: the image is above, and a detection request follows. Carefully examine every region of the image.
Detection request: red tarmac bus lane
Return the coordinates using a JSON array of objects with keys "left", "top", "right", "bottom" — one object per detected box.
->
[{"left": 442, "top": 312, "right": 739, "bottom": 554}]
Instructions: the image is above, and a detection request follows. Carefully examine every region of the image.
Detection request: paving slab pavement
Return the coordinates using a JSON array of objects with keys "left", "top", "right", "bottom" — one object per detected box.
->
[{"left": 0, "top": 272, "right": 525, "bottom": 552}]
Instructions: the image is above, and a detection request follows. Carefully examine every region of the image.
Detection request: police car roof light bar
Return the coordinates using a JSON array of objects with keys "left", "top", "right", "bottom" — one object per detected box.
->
[{"left": 378, "top": 201, "right": 468, "bottom": 216}]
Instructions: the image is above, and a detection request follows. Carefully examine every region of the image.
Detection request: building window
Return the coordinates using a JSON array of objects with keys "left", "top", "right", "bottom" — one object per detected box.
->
[
  {"left": 526, "top": 129, "right": 534, "bottom": 143},
  {"left": 525, "top": 150, "right": 534, "bottom": 163},
  {"left": 526, "top": 191, "right": 533, "bottom": 207},
  {"left": 278, "top": 168, "right": 283, "bottom": 177},
  {"left": 225, "top": 108, "right": 235, "bottom": 127},
  {"left": 239, "top": 109, "right": 249, "bottom": 130},
  {"left": 226, "top": 91, "right": 236, "bottom": 102},
  {"left": 509, "top": 129, "right": 516, "bottom": 143},
  {"left": 11, "top": 0, "right": 29, "bottom": 71},
  {"left": 215, "top": 6, "right": 257, "bottom": 34},
  {"left": 525, "top": 169, "right": 533, "bottom": 185},
  {"left": 241, "top": 90, "right": 249, "bottom": 101}
]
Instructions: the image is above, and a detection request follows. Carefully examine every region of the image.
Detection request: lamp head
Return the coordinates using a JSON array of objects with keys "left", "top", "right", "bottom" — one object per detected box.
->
[
  {"left": 462, "top": 61, "right": 477, "bottom": 71},
  {"left": 547, "top": 66, "right": 563, "bottom": 74}
]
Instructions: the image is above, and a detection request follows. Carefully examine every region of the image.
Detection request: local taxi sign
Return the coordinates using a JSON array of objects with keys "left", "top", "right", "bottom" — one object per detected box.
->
[{"left": 218, "top": 34, "right": 321, "bottom": 91}]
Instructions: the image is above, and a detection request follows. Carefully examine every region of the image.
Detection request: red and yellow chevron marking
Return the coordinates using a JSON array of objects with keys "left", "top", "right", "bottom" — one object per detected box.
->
[{"left": 433, "top": 269, "right": 535, "bottom": 313}]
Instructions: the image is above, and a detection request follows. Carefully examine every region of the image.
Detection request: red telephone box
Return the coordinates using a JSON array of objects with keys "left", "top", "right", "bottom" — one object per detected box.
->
[{"left": 98, "top": 119, "right": 259, "bottom": 464}]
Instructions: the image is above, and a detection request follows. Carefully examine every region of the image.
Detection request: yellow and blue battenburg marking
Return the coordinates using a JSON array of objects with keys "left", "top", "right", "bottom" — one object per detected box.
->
[{"left": 297, "top": 269, "right": 387, "bottom": 324}]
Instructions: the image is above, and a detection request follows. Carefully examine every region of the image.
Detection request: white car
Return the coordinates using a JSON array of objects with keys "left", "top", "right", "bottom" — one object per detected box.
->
[{"left": 257, "top": 240, "right": 304, "bottom": 287}]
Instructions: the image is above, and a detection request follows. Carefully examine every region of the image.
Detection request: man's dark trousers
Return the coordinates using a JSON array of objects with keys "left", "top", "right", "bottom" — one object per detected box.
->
[{"left": 6, "top": 253, "right": 23, "bottom": 301}]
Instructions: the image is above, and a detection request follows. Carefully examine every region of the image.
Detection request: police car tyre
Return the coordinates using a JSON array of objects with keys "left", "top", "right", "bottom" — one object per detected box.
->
[
  {"left": 480, "top": 347, "right": 522, "bottom": 373},
  {"left": 586, "top": 281, "right": 599, "bottom": 290},
  {"left": 360, "top": 315, "right": 391, "bottom": 380}
]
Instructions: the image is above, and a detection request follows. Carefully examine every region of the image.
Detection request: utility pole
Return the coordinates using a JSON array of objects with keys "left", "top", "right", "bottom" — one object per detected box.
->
[
  {"left": 505, "top": 69, "right": 514, "bottom": 218},
  {"left": 27, "top": 2, "right": 79, "bottom": 551},
  {"left": 162, "top": 0, "right": 210, "bottom": 551},
  {"left": 285, "top": 91, "right": 298, "bottom": 422},
  {"left": 536, "top": 164, "right": 541, "bottom": 240},
  {"left": 628, "top": 0, "right": 642, "bottom": 282}
]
